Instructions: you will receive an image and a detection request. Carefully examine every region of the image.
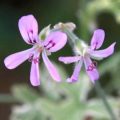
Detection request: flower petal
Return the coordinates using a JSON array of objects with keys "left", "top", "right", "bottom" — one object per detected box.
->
[
  {"left": 89, "top": 42, "right": 116, "bottom": 59},
  {"left": 84, "top": 56, "right": 99, "bottom": 83},
  {"left": 30, "top": 61, "right": 40, "bottom": 86},
  {"left": 18, "top": 15, "right": 38, "bottom": 44},
  {"left": 43, "top": 31, "right": 67, "bottom": 52},
  {"left": 4, "top": 48, "right": 33, "bottom": 69},
  {"left": 58, "top": 56, "right": 81, "bottom": 64},
  {"left": 67, "top": 59, "right": 83, "bottom": 83},
  {"left": 91, "top": 29, "right": 105, "bottom": 50},
  {"left": 42, "top": 51, "right": 61, "bottom": 82}
]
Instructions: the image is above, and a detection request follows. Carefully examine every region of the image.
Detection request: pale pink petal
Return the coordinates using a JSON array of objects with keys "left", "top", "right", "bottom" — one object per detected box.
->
[
  {"left": 84, "top": 56, "right": 99, "bottom": 83},
  {"left": 30, "top": 61, "right": 40, "bottom": 86},
  {"left": 18, "top": 15, "right": 38, "bottom": 44},
  {"left": 91, "top": 29, "right": 105, "bottom": 50},
  {"left": 42, "top": 51, "right": 61, "bottom": 82},
  {"left": 89, "top": 42, "right": 116, "bottom": 59},
  {"left": 4, "top": 48, "right": 34, "bottom": 69},
  {"left": 67, "top": 59, "right": 83, "bottom": 83},
  {"left": 43, "top": 31, "right": 67, "bottom": 52},
  {"left": 58, "top": 56, "right": 81, "bottom": 64}
]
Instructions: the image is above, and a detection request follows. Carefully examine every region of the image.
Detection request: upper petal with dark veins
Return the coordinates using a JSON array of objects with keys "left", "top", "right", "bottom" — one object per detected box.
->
[
  {"left": 18, "top": 15, "right": 38, "bottom": 44},
  {"left": 90, "top": 29, "right": 105, "bottom": 50},
  {"left": 43, "top": 31, "right": 67, "bottom": 52},
  {"left": 89, "top": 42, "right": 116, "bottom": 59}
]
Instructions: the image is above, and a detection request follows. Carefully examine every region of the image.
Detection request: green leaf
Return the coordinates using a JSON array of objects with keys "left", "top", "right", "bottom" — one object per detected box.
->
[
  {"left": 87, "top": 98, "right": 120, "bottom": 119},
  {"left": 11, "top": 84, "right": 40, "bottom": 103},
  {"left": 10, "top": 104, "right": 46, "bottom": 120}
]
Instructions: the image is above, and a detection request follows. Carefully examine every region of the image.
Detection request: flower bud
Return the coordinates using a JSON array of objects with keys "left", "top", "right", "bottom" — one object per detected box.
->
[
  {"left": 54, "top": 22, "right": 76, "bottom": 31},
  {"left": 39, "top": 25, "right": 51, "bottom": 40}
]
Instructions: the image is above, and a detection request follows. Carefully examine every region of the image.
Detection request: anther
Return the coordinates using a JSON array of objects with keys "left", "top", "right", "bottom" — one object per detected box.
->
[
  {"left": 92, "top": 61, "right": 97, "bottom": 67},
  {"left": 33, "top": 57, "right": 39, "bottom": 64},
  {"left": 28, "top": 54, "right": 40, "bottom": 64},
  {"left": 87, "top": 61, "right": 97, "bottom": 71},
  {"left": 28, "top": 53, "right": 34, "bottom": 62}
]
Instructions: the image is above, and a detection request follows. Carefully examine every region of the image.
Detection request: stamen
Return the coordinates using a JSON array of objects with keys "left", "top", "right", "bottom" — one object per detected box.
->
[
  {"left": 92, "top": 61, "right": 97, "bottom": 67},
  {"left": 28, "top": 53, "right": 34, "bottom": 62},
  {"left": 33, "top": 57, "right": 39, "bottom": 64},
  {"left": 28, "top": 53, "right": 39, "bottom": 64},
  {"left": 87, "top": 61, "right": 97, "bottom": 71}
]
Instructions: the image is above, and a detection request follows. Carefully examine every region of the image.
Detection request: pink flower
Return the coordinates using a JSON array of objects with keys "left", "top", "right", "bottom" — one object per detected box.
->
[
  {"left": 4, "top": 15, "right": 67, "bottom": 86},
  {"left": 59, "top": 29, "right": 116, "bottom": 83}
]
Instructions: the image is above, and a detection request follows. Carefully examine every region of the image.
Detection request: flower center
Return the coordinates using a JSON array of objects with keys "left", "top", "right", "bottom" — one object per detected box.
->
[{"left": 28, "top": 44, "right": 43, "bottom": 64}]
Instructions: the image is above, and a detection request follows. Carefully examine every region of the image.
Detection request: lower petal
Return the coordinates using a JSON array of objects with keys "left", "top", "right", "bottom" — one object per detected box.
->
[
  {"left": 58, "top": 56, "right": 81, "bottom": 64},
  {"left": 84, "top": 56, "right": 99, "bottom": 83},
  {"left": 4, "top": 48, "right": 33, "bottom": 69},
  {"left": 30, "top": 61, "right": 40, "bottom": 86},
  {"left": 89, "top": 42, "right": 116, "bottom": 59},
  {"left": 67, "top": 60, "right": 83, "bottom": 83},
  {"left": 42, "top": 51, "right": 61, "bottom": 82}
]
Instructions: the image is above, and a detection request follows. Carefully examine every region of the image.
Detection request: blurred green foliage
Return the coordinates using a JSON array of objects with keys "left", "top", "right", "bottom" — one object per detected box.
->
[
  {"left": 78, "top": 0, "right": 120, "bottom": 39},
  {"left": 10, "top": 63, "right": 120, "bottom": 120}
]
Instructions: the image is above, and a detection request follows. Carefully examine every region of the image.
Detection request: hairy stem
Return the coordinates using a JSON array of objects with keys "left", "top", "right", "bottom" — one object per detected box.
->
[
  {"left": 95, "top": 81, "right": 117, "bottom": 120},
  {"left": 63, "top": 27, "right": 80, "bottom": 45},
  {"left": 64, "top": 27, "right": 117, "bottom": 119}
]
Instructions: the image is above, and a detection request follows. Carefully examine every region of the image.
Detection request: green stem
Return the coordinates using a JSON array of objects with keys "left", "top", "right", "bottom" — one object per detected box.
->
[
  {"left": 95, "top": 81, "right": 117, "bottom": 120},
  {"left": 63, "top": 28, "right": 85, "bottom": 51},
  {"left": 0, "top": 94, "right": 17, "bottom": 103},
  {"left": 63, "top": 28, "right": 87, "bottom": 55},
  {"left": 63, "top": 25, "right": 117, "bottom": 119},
  {"left": 63, "top": 28, "right": 80, "bottom": 45}
]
